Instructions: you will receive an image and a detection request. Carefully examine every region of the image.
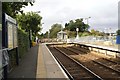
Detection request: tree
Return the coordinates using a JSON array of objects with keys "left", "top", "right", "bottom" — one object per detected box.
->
[
  {"left": 44, "top": 31, "right": 49, "bottom": 38},
  {"left": 65, "top": 20, "right": 74, "bottom": 31},
  {"left": 16, "top": 12, "right": 42, "bottom": 38},
  {"left": 116, "top": 30, "right": 120, "bottom": 35},
  {"left": 38, "top": 33, "right": 44, "bottom": 39},
  {"left": 49, "top": 23, "right": 62, "bottom": 38},
  {"left": 65, "top": 19, "right": 89, "bottom": 32},
  {"left": 91, "top": 29, "right": 105, "bottom": 36},
  {"left": 2, "top": 2, "right": 34, "bottom": 18},
  {"left": 91, "top": 29, "right": 96, "bottom": 35}
]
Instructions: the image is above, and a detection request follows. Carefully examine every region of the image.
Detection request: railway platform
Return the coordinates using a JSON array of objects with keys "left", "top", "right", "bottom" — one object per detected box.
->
[
  {"left": 74, "top": 42, "right": 120, "bottom": 58},
  {"left": 36, "top": 43, "right": 68, "bottom": 79},
  {"left": 8, "top": 43, "right": 68, "bottom": 79}
]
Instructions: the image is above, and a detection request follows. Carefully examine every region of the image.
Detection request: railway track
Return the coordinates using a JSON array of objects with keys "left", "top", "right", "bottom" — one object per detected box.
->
[
  {"left": 95, "top": 58, "right": 120, "bottom": 72},
  {"left": 56, "top": 47, "right": 79, "bottom": 55},
  {"left": 71, "top": 46, "right": 90, "bottom": 53},
  {"left": 50, "top": 45, "right": 120, "bottom": 79},
  {"left": 47, "top": 45, "right": 102, "bottom": 80},
  {"left": 66, "top": 45, "right": 120, "bottom": 72}
]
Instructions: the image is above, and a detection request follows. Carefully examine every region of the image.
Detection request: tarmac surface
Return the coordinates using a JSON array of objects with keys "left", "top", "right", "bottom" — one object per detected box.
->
[
  {"left": 8, "top": 44, "right": 68, "bottom": 79},
  {"left": 8, "top": 45, "right": 39, "bottom": 78}
]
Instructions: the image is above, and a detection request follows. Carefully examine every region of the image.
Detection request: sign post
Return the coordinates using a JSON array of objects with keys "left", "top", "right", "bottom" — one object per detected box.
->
[
  {"left": 2, "top": 13, "right": 19, "bottom": 79},
  {"left": 0, "top": 1, "right": 2, "bottom": 79}
]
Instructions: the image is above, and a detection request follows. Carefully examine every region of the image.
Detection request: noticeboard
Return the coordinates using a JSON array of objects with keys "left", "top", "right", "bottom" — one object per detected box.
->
[
  {"left": 7, "top": 22, "right": 18, "bottom": 49},
  {"left": 3, "top": 13, "right": 18, "bottom": 49},
  {"left": 13, "top": 25, "right": 18, "bottom": 48},
  {"left": 7, "top": 22, "right": 14, "bottom": 49}
]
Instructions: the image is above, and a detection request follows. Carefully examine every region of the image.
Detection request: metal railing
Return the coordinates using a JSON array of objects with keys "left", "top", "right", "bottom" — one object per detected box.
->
[{"left": 67, "top": 36, "right": 116, "bottom": 48}]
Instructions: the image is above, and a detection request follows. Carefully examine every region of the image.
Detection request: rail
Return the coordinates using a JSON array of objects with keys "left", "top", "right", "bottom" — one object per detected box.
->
[{"left": 55, "top": 47, "right": 103, "bottom": 80}]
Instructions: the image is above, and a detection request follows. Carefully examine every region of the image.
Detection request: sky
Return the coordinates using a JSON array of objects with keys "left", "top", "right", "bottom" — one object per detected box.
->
[{"left": 22, "top": 0, "right": 119, "bottom": 33}]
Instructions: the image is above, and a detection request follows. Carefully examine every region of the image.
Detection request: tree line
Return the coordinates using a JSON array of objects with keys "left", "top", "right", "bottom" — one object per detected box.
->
[
  {"left": 2, "top": 2, "right": 42, "bottom": 41},
  {"left": 41, "top": 18, "right": 110, "bottom": 39},
  {"left": 41, "top": 18, "right": 103, "bottom": 39}
]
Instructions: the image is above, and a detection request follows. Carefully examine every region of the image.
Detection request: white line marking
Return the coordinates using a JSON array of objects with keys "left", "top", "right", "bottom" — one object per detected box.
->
[{"left": 44, "top": 43, "right": 69, "bottom": 79}]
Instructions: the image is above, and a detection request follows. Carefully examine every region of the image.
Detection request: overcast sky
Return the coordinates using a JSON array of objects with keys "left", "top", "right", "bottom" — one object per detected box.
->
[{"left": 22, "top": 0, "right": 119, "bottom": 33}]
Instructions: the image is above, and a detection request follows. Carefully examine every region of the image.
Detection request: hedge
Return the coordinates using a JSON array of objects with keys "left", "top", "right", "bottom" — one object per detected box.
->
[
  {"left": 7, "top": 29, "right": 30, "bottom": 71},
  {"left": 17, "top": 29, "right": 30, "bottom": 59}
]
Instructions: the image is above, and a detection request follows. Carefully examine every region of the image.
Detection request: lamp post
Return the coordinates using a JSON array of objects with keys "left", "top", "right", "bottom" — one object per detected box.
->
[
  {"left": 48, "top": 30, "right": 50, "bottom": 42},
  {"left": 76, "top": 28, "right": 79, "bottom": 39},
  {"left": 29, "top": 29, "right": 32, "bottom": 48}
]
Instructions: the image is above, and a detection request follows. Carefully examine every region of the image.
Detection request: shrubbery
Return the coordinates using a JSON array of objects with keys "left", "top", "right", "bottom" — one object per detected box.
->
[
  {"left": 17, "top": 29, "right": 30, "bottom": 59},
  {"left": 8, "top": 29, "right": 30, "bottom": 70}
]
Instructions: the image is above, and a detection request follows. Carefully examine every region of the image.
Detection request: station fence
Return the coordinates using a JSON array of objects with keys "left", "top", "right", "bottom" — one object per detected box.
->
[{"left": 67, "top": 36, "right": 117, "bottom": 47}]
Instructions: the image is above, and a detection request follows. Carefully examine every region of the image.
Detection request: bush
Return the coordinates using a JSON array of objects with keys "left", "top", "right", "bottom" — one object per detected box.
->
[
  {"left": 116, "top": 30, "right": 120, "bottom": 35},
  {"left": 67, "top": 31, "right": 76, "bottom": 38},
  {"left": 7, "top": 29, "right": 30, "bottom": 70},
  {"left": 78, "top": 32, "right": 83, "bottom": 37},
  {"left": 18, "top": 29, "right": 30, "bottom": 59},
  {"left": 81, "top": 32, "right": 90, "bottom": 36}
]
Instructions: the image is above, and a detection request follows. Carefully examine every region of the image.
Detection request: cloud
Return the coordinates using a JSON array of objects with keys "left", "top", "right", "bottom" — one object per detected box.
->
[{"left": 22, "top": 0, "right": 119, "bottom": 33}]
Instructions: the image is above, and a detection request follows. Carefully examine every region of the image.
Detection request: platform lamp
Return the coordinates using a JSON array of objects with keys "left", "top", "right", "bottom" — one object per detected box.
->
[
  {"left": 48, "top": 29, "right": 50, "bottom": 42},
  {"left": 76, "top": 28, "right": 79, "bottom": 39}
]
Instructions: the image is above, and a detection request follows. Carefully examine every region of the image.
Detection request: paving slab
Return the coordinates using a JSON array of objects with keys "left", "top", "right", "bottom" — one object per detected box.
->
[{"left": 36, "top": 43, "right": 68, "bottom": 79}]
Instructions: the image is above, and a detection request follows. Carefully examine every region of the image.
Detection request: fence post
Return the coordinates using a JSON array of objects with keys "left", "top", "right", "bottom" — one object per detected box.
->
[{"left": 16, "top": 47, "right": 19, "bottom": 65}]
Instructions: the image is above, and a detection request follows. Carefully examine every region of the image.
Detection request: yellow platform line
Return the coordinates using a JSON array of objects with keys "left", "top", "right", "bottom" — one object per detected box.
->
[{"left": 36, "top": 44, "right": 47, "bottom": 78}]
